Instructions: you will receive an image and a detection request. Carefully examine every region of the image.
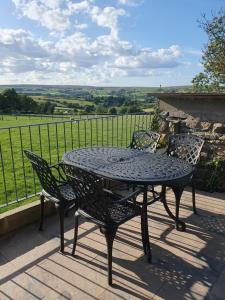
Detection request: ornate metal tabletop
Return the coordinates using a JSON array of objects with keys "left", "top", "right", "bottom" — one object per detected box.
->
[{"left": 62, "top": 147, "right": 193, "bottom": 186}]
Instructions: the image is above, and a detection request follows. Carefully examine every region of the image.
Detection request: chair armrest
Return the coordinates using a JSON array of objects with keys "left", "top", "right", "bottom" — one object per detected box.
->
[
  {"left": 113, "top": 187, "right": 144, "bottom": 204},
  {"left": 50, "top": 163, "right": 67, "bottom": 183},
  {"left": 103, "top": 188, "right": 122, "bottom": 200}
]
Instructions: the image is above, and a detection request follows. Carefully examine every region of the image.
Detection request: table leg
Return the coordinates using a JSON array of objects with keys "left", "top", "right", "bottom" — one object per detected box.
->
[
  {"left": 172, "top": 186, "right": 186, "bottom": 231},
  {"left": 161, "top": 186, "right": 186, "bottom": 231},
  {"left": 141, "top": 186, "right": 152, "bottom": 263}
]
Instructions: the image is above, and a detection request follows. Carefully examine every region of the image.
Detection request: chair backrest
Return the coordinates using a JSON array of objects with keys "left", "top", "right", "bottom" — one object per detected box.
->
[
  {"left": 167, "top": 134, "right": 204, "bottom": 166},
  {"left": 24, "top": 150, "right": 60, "bottom": 199},
  {"left": 130, "top": 130, "right": 160, "bottom": 153},
  {"left": 62, "top": 164, "right": 113, "bottom": 223}
]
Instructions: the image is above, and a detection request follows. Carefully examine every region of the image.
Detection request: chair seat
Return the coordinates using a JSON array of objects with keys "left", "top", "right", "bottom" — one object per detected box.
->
[
  {"left": 79, "top": 198, "right": 141, "bottom": 227},
  {"left": 42, "top": 183, "right": 76, "bottom": 207},
  {"left": 109, "top": 201, "right": 141, "bottom": 225},
  {"left": 59, "top": 183, "right": 77, "bottom": 201}
]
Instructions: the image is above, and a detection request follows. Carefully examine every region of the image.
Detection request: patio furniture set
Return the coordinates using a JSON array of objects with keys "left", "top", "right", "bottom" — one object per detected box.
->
[{"left": 24, "top": 131, "right": 204, "bottom": 286}]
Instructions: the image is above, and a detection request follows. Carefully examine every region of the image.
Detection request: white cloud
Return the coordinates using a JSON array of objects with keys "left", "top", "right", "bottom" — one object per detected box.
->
[
  {"left": 118, "top": 0, "right": 144, "bottom": 6},
  {"left": 67, "top": 0, "right": 91, "bottom": 13},
  {"left": 12, "top": 0, "right": 71, "bottom": 32},
  {"left": 1, "top": 1, "right": 186, "bottom": 85},
  {"left": 114, "top": 45, "right": 182, "bottom": 69},
  {"left": 0, "top": 29, "right": 50, "bottom": 58},
  {"left": 89, "top": 6, "right": 126, "bottom": 39}
]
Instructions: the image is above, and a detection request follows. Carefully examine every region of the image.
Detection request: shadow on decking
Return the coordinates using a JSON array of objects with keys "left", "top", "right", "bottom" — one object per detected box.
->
[{"left": 0, "top": 189, "right": 225, "bottom": 299}]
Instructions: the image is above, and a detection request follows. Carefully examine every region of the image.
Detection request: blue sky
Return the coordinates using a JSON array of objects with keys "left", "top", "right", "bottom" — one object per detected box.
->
[{"left": 0, "top": 0, "right": 224, "bottom": 87}]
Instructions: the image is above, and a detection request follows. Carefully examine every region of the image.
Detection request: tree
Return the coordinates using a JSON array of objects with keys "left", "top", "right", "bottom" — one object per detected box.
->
[
  {"left": 127, "top": 105, "right": 142, "bottom": 113},
  {"left": 84, "top": 105, "right": 95, "bottom": 113},
  {"left": 119, "top": 106, "right": 128, "bottom": 114},
  {"left": 108, "top": 107, "right": 117, "bottom": 114},
  {"left": 2, "top": 88, "right": 21, "bottom": 111},
  {"left": 96, "top": 105, "right": 107, "bottom": 114},
  {"left": 192, "top": 10, "right": 225, "bottom": 91}
]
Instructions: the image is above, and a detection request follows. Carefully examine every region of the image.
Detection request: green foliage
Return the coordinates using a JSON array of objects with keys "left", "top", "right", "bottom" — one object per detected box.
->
[
  {"left": 127, "top": 105, "right": 142, "bottom": 113},
  {"left": 84, "top": 105, "right": 95, "bottom": 113},
  {"left": 108, "top": 107, "right": 117, "bottom": 114},
  {"left": 96, "top": 105, "right": 107, "bottom": 114},
  {"left": 119, "top": 106, "right": 128, "bottom": 114},
  {"left": 151, "top": 105, "right": 160, "bottom": 132},
  {"left": 192, "top": 72, "right": 213, "bottom": 92},
  {"left": 192, "top": 10, "right": 225, "bottom": 91},
  {"left": 205, "top": 157, "right": 225, "bottom": 192},
  {"left": 0, "top": 89, "right": 56, "bottom": 114}
]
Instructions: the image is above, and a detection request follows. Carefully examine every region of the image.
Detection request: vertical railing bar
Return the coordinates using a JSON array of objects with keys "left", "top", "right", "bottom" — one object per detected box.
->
[
  {"left": 90, "top": 119, "right": 93, "bottom": 147},
  {"left": 138, "top": 114, "right": 140, "bottom": 130},
  {"left": 47, "top": 123, "right": 52, "bottom": 165},
  {"left": 116, "top": 115, "right": 119, "bottom": 146},
  {"left": 77, "top": 121, "right": 81, "bottom": 148},
  {"left": 106, "top": 117, "right": 109, "bottom": 146},
  {"left": 84, "top": 120, "right": 87, "bottom": 147},
  {"left": 145, "top": 114, "right": 148, "bottom": 130},
  {"left": 121, "top": 115, "right": 124, "bottom": 147},
  {"left": 38, "top": 125, "right": 43, "bottom": 157},
  {"left": 125, "top": 114, "right": 128, "bottom": 146},
  {"left": 19, "top": 127, "right": 28, "bottom": 197},
  {"left": 130, "top": 114, "right": 133, "bottom": 143},
  {"left": 111, "top": 117, "right": 114, "bottom": 146},
  {"left": 9, "top": 128, "right": 18, "bottom": 201},
  {"left": 96, "top": 118, "right": 98, "bottom": 146},
  {"left": 55, "top": 123, "right": 60, "bottom": 163},
  {"left": 0, "top": 144, "right": 8, "bottom": 205},
  {"left": 70, "top": 121, "right": 74, "bottom": 149},
  {"left": 28, "top": 125, "right": 37, "bottom": 194},
  {"left": 63, "top": 122, "right": 67, "bottom": 152},
  {"left": 101, "top": 118, "right": 104, "bottom": 146},
  {"left": 150, "top": 113, "right": 153, "bottom": 129}
]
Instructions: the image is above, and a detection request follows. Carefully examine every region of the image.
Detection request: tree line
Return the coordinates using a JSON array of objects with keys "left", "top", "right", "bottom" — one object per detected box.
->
[{"left": 0, "top": 88, "right": 56, "bottom": 114}]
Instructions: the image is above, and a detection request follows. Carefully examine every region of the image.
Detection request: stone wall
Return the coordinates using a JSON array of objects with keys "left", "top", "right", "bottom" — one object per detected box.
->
[
  {"left": 150, "top": 93, "right": 225, "bottom": 192},
  {"left": 155, "top": 93, "right": 225, "bottom": 123},
  {"left": 159, "top": 115, "right": 225, "bottom": 192}
]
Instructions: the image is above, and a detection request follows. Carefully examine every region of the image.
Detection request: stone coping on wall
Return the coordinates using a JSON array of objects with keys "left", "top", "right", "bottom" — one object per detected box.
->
[
  {"left": 147, "top": 92, "right": 225, "bottom": 99},
  {"left": 0, "top": 200, "right": 56, "bottom": 236}
]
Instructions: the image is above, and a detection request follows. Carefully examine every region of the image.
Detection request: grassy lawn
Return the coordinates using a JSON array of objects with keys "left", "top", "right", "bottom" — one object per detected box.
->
[
  {"left": 0, "top": 115, "right": 68, "bottom": 127},
  {"left": 143, "top": 107, "right": 154, "bottom": 113},
  {"left": 0, "top": 114, "right": 153, "bottom": 212}
]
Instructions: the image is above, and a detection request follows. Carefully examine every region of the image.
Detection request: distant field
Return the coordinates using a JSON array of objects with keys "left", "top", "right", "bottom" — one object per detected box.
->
[
  {"left": 32, "top": 95, "right": 94, "bottom": 106},
  {"left": 0, "top": 113, "right": 153, "bottom": 209},
  {"left": 143, "top": 107, "right": 154, "bottom": 113},
  {"left": 0, "top": 115, "right": 69, "bottom": 127}
]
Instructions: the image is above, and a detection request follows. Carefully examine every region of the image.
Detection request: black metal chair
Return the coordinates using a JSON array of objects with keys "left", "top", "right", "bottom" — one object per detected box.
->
[
  {"left": 106, "top": 130, "right": 160, "bottom": 192},
  {"left": 128, "top": 130, "right": 160, "bottom": 199},
  {"left": 166, "top": 133, "right": 204, "bottom": 213},
  {"left": 129, "top": 130, "right": 160, "bottom": 153},
  {"left": 61, "top": 164, "right": 149, "bottom": 286},
  {"left": 24, "top": 150, "right": 77, "bottom": 252}
]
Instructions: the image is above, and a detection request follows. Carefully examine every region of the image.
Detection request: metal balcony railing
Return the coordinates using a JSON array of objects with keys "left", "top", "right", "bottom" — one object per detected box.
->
[{"left": 0, "top": 113, "right": 154, "bottom": 209}]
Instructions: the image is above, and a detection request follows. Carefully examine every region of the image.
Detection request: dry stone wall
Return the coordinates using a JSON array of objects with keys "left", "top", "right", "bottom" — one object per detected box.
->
[{"left": 159, "top": 112, "right": 225, "bottom": 192}]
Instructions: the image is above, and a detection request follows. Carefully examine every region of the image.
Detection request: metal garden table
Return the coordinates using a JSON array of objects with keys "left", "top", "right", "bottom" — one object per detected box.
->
[{"left": 62, "top": 147, "right": 193, "bottom": 261}]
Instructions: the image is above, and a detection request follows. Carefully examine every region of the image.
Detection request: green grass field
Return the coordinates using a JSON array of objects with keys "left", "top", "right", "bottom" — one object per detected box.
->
[
  {"left": 32, "top": 95, "right": 94, "bottom": 106},
  {"left": 0, "top": 114, "right": 153, "bottom": 211}
]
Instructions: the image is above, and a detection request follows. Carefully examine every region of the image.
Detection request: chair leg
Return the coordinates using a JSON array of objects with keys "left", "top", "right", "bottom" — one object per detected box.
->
[
  {"left": 39, "top": 194, "right": 45, "bottom": 231},
  {"left": 72, "top": 212, "right": 79, "bottom": 256},
  {"left": 105, "top": 229, "right": 116, "bottom": 286},
  {"left": 192, "top": 181, "right": 197, "bottom": 214},
  {"left": 59, "top": 209, "right": 65, "bottom": 253}
]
